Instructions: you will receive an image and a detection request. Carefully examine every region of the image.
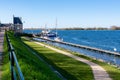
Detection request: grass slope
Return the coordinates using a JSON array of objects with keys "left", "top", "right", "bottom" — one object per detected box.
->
[
  {"left": 7, "top": 32, "right": 61, "bottom": 80},
  {"left": 23, "top": 38, "right": 94, "bottom": 80},
  {"left": 53, "top": 45, "right": 120, "bottom": 80},
  {"left": 41, "top": 40, "right": 120, "bottom": 80}
]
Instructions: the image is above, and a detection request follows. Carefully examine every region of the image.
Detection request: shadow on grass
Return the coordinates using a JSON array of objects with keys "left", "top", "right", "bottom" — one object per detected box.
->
[
  {"left": 23, "top": 42, "right": 78, "bottom": 80},
  {"left": 23, "top": 40, "right": 93, "bottom": 80}
]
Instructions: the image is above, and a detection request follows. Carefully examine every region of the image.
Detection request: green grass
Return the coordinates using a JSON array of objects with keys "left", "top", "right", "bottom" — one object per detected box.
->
[
  {"left": 39, "top": 40, "right": 120, "bottom": 80},
  {"left": 23, "top": 38, "right": 94, "bottom": 80},
  {"left": 7, "top": 31, "right": 61, "bottom": 80},
  {"left": 56, "top": 46, "right": 120, "bottom": 80},
  {"left": 1, "top": 33, "right": 11, "bottom": 80},
  {"left": 74, "top": 53, "right": 120, "bottom": 80}
]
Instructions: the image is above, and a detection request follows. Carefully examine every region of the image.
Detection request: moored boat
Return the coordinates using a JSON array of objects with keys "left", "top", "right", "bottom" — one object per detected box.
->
[
  {"left": 54, "top": 37, "right": 63, "bottom": 42},
  {"left": 41, "top": 29, "right": 57, "bottom": 37}
]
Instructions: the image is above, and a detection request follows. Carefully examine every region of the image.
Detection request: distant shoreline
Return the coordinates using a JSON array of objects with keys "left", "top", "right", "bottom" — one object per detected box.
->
[{"left": 24, "top": 27, "right": 120, "bottom": 30}]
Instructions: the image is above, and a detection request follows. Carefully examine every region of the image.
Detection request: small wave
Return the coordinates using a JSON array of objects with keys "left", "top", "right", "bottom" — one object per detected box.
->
[{"left": 72, "top": 38, "right": 80, "bottom": 41}]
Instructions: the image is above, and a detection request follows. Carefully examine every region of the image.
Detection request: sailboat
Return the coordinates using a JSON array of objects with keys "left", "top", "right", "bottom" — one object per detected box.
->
[
  {"left": 54, "top": 18, "right": 63, "bottom": 42},
  {"left": 41, "top": 24, "right": 56, "bottom": 37}
]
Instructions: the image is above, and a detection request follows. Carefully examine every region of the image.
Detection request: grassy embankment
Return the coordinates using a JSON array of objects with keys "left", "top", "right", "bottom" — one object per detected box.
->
[
  {"left": 2, "top": 31, "right": 61, "bottom": 80},
  {"left": 38, "top": 40, "right": 120, "bottom": 80},
  {"left": 23, "top": 38, "right": 94, "bottom": 80}
]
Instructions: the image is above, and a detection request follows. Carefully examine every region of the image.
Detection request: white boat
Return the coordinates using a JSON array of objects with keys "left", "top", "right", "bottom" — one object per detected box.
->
[
  {"left": 41, "top": 29, "right": 56, "bottom": 37},
  {"left": 41, "top": 29, "right": 50, "bottom": 34},
  {"left": 54, "top": 37, "right": 63, "bottom": 42},
  {"left": 43, "top": 36, "right": 49, "bottom": 39},
  {"left": 40, "top": 35, "right": 49, "bottom": 39}
]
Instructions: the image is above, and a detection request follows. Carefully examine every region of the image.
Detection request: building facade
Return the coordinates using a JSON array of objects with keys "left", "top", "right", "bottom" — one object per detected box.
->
[
  {"left": 0, "top": 16, "right": 23, "bottom": 33},
  {"left": 0, "top": 23, "right": 12, "bottom": 31},
  {"left": 13, "top": 16, "right": 23, "bottom": 33}
]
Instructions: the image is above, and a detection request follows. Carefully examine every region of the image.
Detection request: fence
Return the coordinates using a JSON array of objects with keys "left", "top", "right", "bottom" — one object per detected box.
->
[{"left": 6, "top": 33, "right": 24, "bottom": 80}]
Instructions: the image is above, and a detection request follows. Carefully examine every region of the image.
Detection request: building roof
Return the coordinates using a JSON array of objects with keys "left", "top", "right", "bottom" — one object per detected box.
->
[{"left": 13, "top": 17, "right": 23, "bottom": 24}]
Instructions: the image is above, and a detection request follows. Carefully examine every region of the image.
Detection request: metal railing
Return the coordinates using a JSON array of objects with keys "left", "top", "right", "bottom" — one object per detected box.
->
[{"left": 6, "top": 33, "right": 24, "bottom": 80}]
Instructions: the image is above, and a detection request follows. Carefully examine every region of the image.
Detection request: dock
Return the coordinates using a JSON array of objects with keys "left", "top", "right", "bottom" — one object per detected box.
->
[{"left": 35, "top": 37, "right": 120, "bottom": 57}]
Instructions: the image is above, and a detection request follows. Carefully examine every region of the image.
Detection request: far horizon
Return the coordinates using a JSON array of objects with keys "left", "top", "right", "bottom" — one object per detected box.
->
[{"left": 0, "top": 0, "right": 120, "bottom": 28}]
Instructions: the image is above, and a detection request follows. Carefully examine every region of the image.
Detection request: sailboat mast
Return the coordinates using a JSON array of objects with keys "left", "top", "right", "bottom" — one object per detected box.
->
[{"left": 56, "top": 18, "right": 57, "bottom": 28}]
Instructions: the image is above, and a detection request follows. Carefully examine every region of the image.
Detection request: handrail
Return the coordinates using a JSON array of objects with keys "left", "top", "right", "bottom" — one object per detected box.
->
[{"left": 6, "top": 32, "right": 24, "bottom": 80}]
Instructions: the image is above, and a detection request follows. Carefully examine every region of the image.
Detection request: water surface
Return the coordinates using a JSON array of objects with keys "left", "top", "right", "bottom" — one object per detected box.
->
[{"left": 24, "top": 30, "right": 120, "bottom": 52}]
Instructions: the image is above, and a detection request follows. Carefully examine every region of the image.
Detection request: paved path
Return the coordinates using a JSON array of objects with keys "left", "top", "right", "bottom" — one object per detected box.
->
[
  {"left": 34, "top": 41, "right": 112, "bottom": 80},
  {"left": 0, "top": 30, "right": 5, "bottom": 79}
]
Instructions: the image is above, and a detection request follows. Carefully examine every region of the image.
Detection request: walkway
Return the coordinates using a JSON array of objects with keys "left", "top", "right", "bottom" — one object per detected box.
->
[
  {"left": 34, "top": 41, "right": 112, "bottom": 80},
  {"left": 0, "top": 30, "right": 5, "bottom": 79}
]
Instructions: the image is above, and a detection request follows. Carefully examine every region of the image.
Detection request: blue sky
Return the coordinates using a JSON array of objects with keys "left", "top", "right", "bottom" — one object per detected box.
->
[{"left": 0, "top": 0, "right": 120, "bottom": 28}]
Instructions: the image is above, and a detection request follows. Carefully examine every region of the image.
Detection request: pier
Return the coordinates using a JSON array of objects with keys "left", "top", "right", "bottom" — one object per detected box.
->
[
  {"left": 33, "top": 37, "right": 120, "bottom": 66},
  {"left": 35, "top": 37, "right": 120, "bottom": 57}
]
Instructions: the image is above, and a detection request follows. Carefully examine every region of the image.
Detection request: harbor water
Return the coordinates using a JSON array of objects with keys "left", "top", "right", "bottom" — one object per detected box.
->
[
  {"left": 24, "top": 29, "right": 120, "bottom": 66},
  {"left": 24, "top": 29, "right": 120, "bottom": 52}
]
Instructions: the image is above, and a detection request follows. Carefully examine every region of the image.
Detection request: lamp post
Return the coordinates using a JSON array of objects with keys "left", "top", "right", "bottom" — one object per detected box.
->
[{"left": 113, "top": 48, "right": 117, "bottom": 64}]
